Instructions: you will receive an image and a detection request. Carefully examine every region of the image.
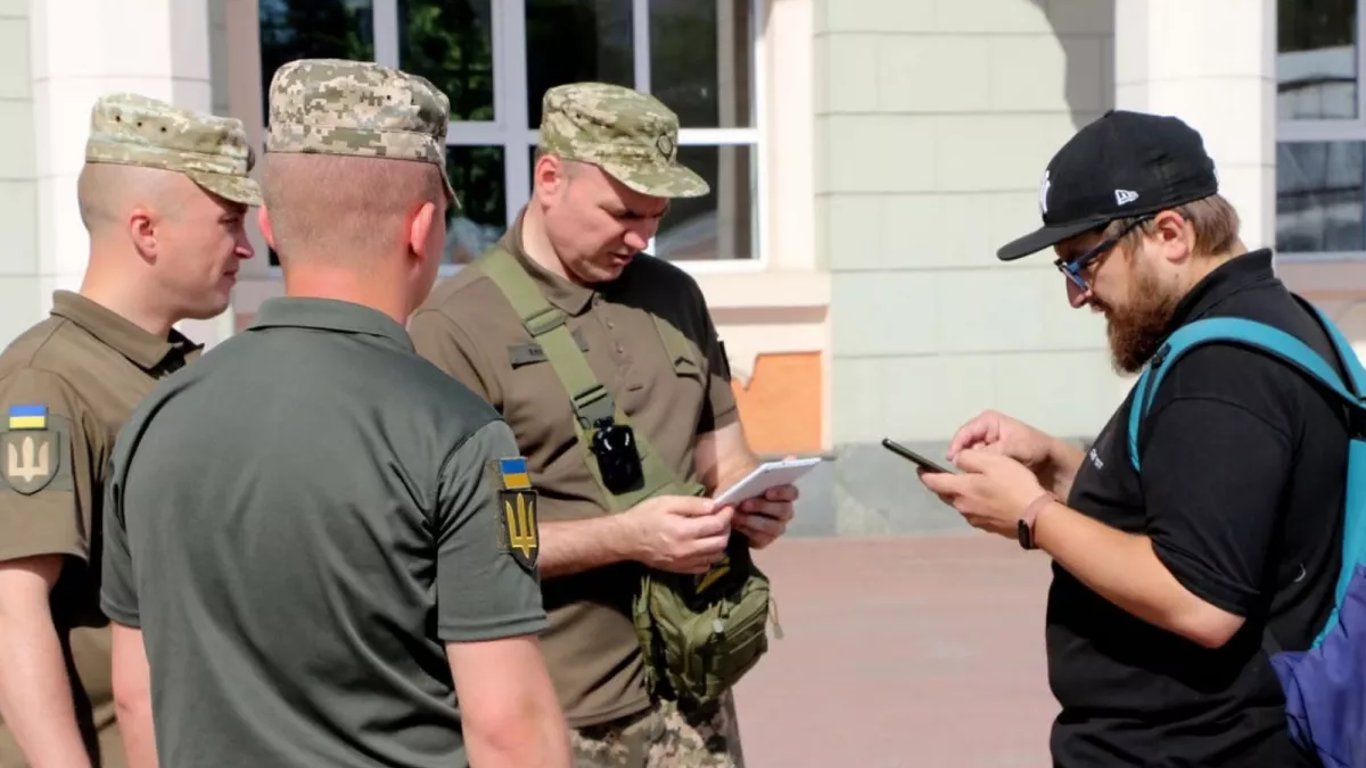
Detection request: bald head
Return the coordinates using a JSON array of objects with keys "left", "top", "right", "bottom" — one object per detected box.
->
[
  {"left": 77, "top": 163, "right": 199, "bottom": 235},
  {"left": 260, "top": 153, "right": 445, "bottom": 267}
]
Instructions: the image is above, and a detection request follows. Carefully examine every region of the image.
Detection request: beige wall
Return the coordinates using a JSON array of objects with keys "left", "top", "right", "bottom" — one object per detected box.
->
[
  {"left": 0, "top": 0, "right": 39, "bottom": 339},
  {"left": 821, "top": 0, "right": 1122, "bottom": 446}
]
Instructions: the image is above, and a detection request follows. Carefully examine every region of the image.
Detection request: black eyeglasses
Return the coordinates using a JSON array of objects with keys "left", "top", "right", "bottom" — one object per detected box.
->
[{"left": 1054, "top": 215, "right": 1154, "bottom": 293}]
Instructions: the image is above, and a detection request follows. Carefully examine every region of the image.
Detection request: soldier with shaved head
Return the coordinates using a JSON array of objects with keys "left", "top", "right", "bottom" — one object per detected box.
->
[
  {"left": 99, "top": 59, "right": 570, "bottom": 768},
  {"left": 0, "top": 93, "right": 259, "bottom": 767}
]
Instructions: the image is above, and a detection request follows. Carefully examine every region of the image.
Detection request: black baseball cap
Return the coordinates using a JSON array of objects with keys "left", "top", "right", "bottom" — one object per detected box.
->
[{"left": 996, "top": 109, "right": 1219, "bottom": 261}]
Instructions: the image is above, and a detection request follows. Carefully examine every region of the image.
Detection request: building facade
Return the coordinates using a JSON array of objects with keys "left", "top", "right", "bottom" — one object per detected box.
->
[{"left": 1, "top": 0, "right": 1360, "bottom": 535}]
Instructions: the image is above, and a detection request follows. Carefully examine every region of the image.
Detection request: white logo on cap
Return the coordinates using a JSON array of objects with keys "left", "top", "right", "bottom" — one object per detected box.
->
[
  {"left": 1115, "top": 189, "right": 1139, "bottom": 206},
  {"left": 1039, "top": 170, "right": 1051, "bottom": 215}
]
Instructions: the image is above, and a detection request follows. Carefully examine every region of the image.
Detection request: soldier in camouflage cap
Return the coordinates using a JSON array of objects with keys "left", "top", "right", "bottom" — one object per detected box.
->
[
  {"left": 96, "top": 58, "right": 572, "bottom": 767},
  {"left": 411, "top": 80, "right": 793, "bottom": 767},
  {"left": 265, "top": 57, "right": 459, "bottom": 207},
  {"left": 0, "top": 92, "right": 257, "bottom": 767},
  {"left": 539, "top": 81, "right": 709, "bottom": 199}
]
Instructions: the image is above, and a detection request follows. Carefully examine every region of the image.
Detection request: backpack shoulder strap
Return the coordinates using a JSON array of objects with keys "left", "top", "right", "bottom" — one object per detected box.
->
[
  {"left": 1126, "top": 316, "right": 1363, "bottom": 473},
  {"left": 477, "top": 246, "right": 704, "bottom": 511}
]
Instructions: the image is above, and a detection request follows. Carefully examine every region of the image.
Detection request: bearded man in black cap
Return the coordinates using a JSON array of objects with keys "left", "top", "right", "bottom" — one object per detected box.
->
[{"left": 920, "top": 109, "right": 1346, "bottom": 766}]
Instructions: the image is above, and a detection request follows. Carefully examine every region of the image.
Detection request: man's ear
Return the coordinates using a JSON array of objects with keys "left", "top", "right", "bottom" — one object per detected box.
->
[
  {"left": 408, "top": 200, "right": 439, "bottom": 265},
  {"left": 258, "top": 205, "right": 279, "bottom": 252},
  {"left": 128, "top": 208, "right": 157, "bottom": 262},
  {"left": 533, "top": 153, "right": 567, "bottom": 203},
  {"left": 1152, "top": 209, "right": 1193, "bottom": 263}
]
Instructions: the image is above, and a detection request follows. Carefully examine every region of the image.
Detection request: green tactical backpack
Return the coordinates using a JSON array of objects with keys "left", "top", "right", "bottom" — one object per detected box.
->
[{"left": 479, "top": 246, "right": 775, "bottom": 708}]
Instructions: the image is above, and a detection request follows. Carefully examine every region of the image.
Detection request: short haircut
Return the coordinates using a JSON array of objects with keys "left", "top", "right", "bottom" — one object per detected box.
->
[
  {"left": 76, "top": 163, "right": 187, "bottom": 233},
  {"left": 1105, "top": 193, "right": 1242, "bottom": 257},
  {"left": 260, "top": 153, "right": 444, "bottom": 265}
]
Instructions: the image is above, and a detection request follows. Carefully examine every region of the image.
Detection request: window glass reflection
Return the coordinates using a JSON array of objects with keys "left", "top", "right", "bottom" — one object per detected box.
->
[
  {"left": 1277, "top": 0, "right": 1356, "bottom": 119},
  {"left": 399, "top": 0, "right": 495, "bottom": 121},
  {"left": 1276, "top": 141, "right": 1366, "bottom": 252},
  {"left": 526, "top": 0, "right": 634, "bottom": 128},
  {"left": 445, "top": 146, "right": 507, "bottom": 263},
  {"left": 259, "top": 0, "right": 375, "bottom": 119},
  {"left": 649, "top": 0, "right": 752, "bottom": 128}
]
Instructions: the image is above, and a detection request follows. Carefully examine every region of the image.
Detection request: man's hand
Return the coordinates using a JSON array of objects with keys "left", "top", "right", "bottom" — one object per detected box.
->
[
  {"left": 947, "top": 410, "right": 1085, "bottom": 499},
  {"left": 623, "top": 495, "right": 733, "bottom": 574},
  {"left": 919, "top": 449, "right": 1049, "bottom": 539},
  {"left": 948, "top": 409, "right": 1056, "bottom": 467},
  {"left": 734, "top": 485, "right": 797, "bottom": 548}
]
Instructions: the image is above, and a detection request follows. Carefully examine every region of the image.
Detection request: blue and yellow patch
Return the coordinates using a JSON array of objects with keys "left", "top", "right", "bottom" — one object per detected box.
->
[
  {"left": 499, "top": 457, "right": 531, "bottom": 490},
  {"left": 7, "top": 404, "right": 47, "bottom": 431}
]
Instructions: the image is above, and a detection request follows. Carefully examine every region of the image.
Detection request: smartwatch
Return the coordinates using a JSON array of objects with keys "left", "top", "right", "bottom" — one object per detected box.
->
[{"left": 1017, "top": 491, "right": 1058, "bottom": 550}]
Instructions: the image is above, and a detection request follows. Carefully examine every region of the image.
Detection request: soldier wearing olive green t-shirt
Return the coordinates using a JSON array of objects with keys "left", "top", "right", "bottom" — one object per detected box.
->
[
  {"left": 100, "top": 59, "right": 570, "bottom": 768},
  {"left": 409, "top": 82, "right": 800, "bottom": 767},
  {"left": 0, "top": 94, "right": 260, "bottom": 767}
]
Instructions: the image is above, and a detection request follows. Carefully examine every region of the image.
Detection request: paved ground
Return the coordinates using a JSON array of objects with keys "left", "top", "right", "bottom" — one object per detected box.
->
[{"left": 731, "top": 534, "right": 1058, "bottom": 767}]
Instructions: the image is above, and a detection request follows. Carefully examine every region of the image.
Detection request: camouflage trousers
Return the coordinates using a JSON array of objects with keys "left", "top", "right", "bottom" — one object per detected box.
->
[{"left": 570, "top": 692, "right": 745, "bottom": 768}]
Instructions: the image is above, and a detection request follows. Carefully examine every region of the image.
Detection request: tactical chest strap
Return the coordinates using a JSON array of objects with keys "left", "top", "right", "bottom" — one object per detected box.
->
[{"left": 479, "top": 246, "right": 704, "bottom": 512}]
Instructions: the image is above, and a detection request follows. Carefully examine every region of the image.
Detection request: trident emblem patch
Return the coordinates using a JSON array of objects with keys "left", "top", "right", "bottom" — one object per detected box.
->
[
  {"left": 494, "top": 457, "right": 539, "bottom": 571},
  {"left": 1, "top": 431, "right": 58, "bottom": 495}
]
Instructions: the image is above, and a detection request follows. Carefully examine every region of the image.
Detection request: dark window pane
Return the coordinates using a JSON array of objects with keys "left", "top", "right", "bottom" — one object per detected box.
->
[
  {"left": 655, "top": 144, "right": 754, "bottom": 261},
  {"left": 1276, "top": 141, "right": 1366, "bottom": 252},
  {"left": 399, "top": 0, "right": 495, "bottom": 121},
  {"left": 526, "top": 0, "right": 634, "bottom": 128},
  {"left": 650, "top": 0, "right": 752, "bottom": 127},
  {"left": 445, "top": 146, "right": 507, "bottom": 264},
  {"left": 1277, "top": 0, "right": 1356, "bottom": 119},
  {"left": 259, "top": 0, "right": 374, "bottom": 119}
]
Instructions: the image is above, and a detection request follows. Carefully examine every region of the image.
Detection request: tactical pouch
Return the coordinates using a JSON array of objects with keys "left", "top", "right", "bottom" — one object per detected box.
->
[
  {"left": 632, "top": 538, "right": 773, "bottom": 708},
  {"left": 479, "top": 246, "right": 774, "bottom": 707}
]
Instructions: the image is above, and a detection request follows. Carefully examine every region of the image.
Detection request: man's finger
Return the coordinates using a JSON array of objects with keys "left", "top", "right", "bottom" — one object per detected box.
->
[
  {"left": 689, "top": 532, "right": 730, "bottom": 558},
  {"left": 954, "top": 447, "right": 1003, "bottom": 474},
  {"left": 736, "top": 511, "right": 784, "bottom": 535},
  {"left": 695, "top": 506, "right": 734, "bottom": 535},
  {"left": 670, "top": 496, "right": 723, "bottom": 517},
  {"left": 761, "top": 484, "right": 799, "bottom": 503},
  {"left": 919, "top": 469, "right": 967, "bottom": 496}
]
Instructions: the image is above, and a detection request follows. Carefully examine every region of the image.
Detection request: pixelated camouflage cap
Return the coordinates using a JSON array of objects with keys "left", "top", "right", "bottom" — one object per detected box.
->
[
  {"left": 265, "top": 58, "right": 459, "bottom": 208},
  {"left": 85, "top": 93, "right": 262, "bottom": 206},
  {"left": 538, "top": 82, "right": 709, "bottom": 198}
]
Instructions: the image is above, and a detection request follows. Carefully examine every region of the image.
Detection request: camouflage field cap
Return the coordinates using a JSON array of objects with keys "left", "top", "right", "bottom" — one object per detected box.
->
[
  {"left": 538, "top": 82, "right": 709, "bottom": 198},
  {"left": 265, "top": 58, "right": 459, "bottom": 208},
  {"left": 85, "top": 93, "right": 262, "bottom": 206}
]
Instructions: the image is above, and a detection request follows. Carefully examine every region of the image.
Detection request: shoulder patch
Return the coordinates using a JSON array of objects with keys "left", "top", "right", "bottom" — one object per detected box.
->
[
  {"left": 7, "top": 404, "right": 47, "bottom": 430},
  {"left": 1, "top": 429, "right": 62, "bottom": 495},
  {"left": 490, "top": 457, "right": 538, "bottom": 572}
]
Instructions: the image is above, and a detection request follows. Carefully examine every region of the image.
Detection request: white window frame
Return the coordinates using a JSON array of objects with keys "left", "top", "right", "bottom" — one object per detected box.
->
[
  {"left": 1276, "top": 0, "right": 1366, "bottom": 261},
  {"left": 264, "top": 0, "right": 768, "bottom": 276}
]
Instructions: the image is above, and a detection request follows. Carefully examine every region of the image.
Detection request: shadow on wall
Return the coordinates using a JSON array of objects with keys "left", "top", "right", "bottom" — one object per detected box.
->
[{"left": 1029, "top": 0, "right": 1117, "bottom": 131}]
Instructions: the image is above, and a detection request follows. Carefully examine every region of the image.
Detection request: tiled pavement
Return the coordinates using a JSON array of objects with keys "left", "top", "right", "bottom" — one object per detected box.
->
[{"left": 732, "top": 534, "right": 1058, "bottom": 767}]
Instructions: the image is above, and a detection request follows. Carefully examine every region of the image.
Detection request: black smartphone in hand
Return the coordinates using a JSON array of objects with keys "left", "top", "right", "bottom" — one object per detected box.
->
[{"left": 881, "top": 438, "right": 958, "bottom": 475}]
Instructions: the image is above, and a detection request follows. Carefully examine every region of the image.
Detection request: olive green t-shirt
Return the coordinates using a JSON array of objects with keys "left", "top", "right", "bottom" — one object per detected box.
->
[
  {"left": 100, "top": 298, "right": 547, "bottom": 768},
  {"left": 0, "top": 291, "right": 198, "bottom": 767},
  {"left": 409, "top": 211, "right": 740, "bottom": 727}
]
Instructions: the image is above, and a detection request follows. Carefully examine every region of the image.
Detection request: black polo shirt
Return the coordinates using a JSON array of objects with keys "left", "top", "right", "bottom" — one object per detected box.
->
[{"left": 1050, "top": 250, "right": 1346, "bottom": 766}]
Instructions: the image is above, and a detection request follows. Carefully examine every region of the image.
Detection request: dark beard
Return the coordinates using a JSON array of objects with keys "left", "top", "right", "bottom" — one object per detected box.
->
[{"left": 1103, "top": 263, "right": 1182, "bottom": 374}]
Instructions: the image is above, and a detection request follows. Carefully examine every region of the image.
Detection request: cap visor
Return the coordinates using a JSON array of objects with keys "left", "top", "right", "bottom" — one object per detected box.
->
[
  {"left": 601, "top": 161, "right": 711, "bottom": 199},
  {"left": 996, "top": 218, "right": 1105, "bottom": 261},
  {"left": 188, "top": 171, "right": 263, "bottom": 207}
]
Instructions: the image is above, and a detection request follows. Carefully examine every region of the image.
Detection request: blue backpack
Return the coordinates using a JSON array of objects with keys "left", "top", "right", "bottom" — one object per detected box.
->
[{"left": 1126, "top": 302, "right": 1366, "bottom": 768}]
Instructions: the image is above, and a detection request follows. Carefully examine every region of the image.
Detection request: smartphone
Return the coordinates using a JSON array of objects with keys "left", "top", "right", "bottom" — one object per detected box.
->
[{"left": 881, "top": 438, "right": 958, "bottom": 475}]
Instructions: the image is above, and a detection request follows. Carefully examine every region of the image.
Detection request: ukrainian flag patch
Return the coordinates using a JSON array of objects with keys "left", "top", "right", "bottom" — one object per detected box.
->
[
  {"left": 499, "top": 457, "right": 531, "bottom": 490},
  {"left": 7, "top": 404, "right": 47, "bottom": 431}
]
